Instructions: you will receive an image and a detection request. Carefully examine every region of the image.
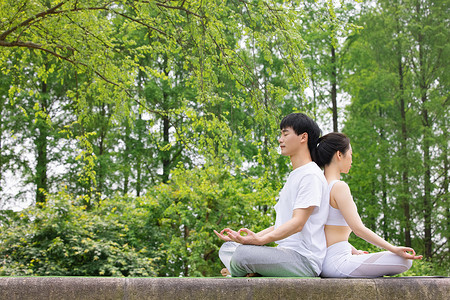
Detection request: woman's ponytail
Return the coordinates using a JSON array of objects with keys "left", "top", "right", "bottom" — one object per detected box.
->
[{"left": 315, "top": 133, "right": 350, "bottom": 169}]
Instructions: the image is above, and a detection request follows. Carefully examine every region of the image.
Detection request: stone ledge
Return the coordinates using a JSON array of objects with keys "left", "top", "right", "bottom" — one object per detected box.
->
[{"left": 0, "top": 277, "right": 448, "bottom": 300}]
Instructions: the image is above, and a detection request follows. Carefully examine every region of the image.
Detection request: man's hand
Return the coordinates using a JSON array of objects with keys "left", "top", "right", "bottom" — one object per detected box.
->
[
  {"left": 226, "top": 228, "right": 264, "bottom": 245},
  {"left": 214, "top": 228, "right": 265, "bottom": 245},
  {"left": 213, "top": 229, "right": 233, "bottom": 242}
]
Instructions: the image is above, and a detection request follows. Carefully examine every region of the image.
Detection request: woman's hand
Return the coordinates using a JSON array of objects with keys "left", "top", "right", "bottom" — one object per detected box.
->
[
  {"left": 350, "top": 244, "right": 369, "bottom": 255},
  {"left": 352, "top": 249, "right": 369, "bottom": 255},
  {"left": 392, "top": 246, "right": 423, "bottom": 260}
]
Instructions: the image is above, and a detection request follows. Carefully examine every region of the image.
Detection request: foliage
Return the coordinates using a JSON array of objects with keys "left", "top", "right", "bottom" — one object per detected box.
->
[
  {"left": 0, "top": 0, "right": 448, "bottom": 277},
  {"left": 0, "top": 165, "right": 277, "bottom": 277},
  {"left": 342, "top": 0, "right": 448, "bottom": 266},
  {"left": 400, "top": 258, "right": 450, "bottom": 277},
  {"left": 148, "top": 165, "right": 276, "bottom": 276},
  {"left": 0, "top": 190, "right": 158, "bottom": 276},
  {"left": 0, "top": 0, "right": 312, "bottom": 201}
]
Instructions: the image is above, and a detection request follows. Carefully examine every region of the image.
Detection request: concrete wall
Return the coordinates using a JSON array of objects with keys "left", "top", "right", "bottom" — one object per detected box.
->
[{"left": 0, "top": 277, "right": 449, "bottom": 300}]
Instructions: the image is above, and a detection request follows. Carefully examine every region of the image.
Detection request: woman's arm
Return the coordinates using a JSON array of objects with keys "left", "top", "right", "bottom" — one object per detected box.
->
[{"left": 333, "top": 181, "right": 422, "bottom": 260}]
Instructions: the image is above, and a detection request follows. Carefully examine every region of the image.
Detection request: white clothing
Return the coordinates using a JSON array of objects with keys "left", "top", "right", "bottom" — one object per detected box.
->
[
  {"left": 274, "top": 162, "right": 329, "bottom": 275},
  {"left": 325, "top": 180, "right": 348, "bottom": 226},
  {"left": 218, "top": 161, "right": 328, "bottom": 277},
  {"left": 321, "top": 241, "right": 412, "bottom": 278},
  {"left": 322, "top": 180, "right": 412, "bottom": 278}
]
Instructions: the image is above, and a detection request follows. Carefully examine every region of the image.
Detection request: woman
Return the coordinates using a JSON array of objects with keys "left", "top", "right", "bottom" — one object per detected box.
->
[{"left": 315, "top": 132, "right": 422, "bottom": 278}]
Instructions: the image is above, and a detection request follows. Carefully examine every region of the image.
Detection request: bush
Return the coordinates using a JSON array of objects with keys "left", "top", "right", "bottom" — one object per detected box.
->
[
  {"left": 148, "top": 165, "right": 277, "bottom": 276},
  {"left": 0, "top": 165, "right": 278, "bottom": 277},
  {"left": 0, "top": 190, "right": 157, "bottom": 277}
]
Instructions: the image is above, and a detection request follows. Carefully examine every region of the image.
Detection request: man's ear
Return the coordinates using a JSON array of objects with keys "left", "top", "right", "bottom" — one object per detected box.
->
[{"left": 300, "top": 132, "right": 308, "bottom": 143}]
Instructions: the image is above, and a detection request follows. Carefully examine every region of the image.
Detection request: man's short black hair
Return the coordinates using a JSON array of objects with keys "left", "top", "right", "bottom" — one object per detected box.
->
[{"left": 280, "top": 113, "right": 322, "bottom": 161}]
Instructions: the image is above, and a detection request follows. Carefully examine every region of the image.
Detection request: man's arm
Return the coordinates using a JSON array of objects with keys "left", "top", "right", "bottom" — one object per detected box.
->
[
  {"left": 255, "top": 226, "right": 274, "bottom": 237},
  {"left": 214, "top": 225, "right": 274, "bottom": 242},
  {"left": 226, "top": 207, "right": 314, "bottom": 246}
]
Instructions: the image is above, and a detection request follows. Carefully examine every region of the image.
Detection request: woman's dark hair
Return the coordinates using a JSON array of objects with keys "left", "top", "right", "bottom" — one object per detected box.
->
[
  {"left": 315, "top": 132, "right": 350, "bottom": 168},
  {"left": 280, "top": 113, "right": 322, "bottom": 162}
]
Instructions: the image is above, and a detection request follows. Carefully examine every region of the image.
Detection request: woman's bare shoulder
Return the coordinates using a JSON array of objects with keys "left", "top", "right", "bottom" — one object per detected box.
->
[
  {"left": 331, "top": 180, "right": 353, "bottom": 202},
  {"left": 332, "top": 180, "right": 350, "bottom": 192}
]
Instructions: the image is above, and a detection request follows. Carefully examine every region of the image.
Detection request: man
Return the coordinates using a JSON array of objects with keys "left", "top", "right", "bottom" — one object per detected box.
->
[{"left": 214, "top": 113, "right": 329, "bottom": 277}]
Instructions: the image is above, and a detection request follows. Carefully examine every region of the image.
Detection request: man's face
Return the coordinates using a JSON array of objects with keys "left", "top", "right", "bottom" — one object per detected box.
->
[{"left": 278, "top": 127, "right": 304, "bottom": 156}]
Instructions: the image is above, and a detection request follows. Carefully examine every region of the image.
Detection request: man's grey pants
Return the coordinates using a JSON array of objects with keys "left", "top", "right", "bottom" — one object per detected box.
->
[{"left": 218, "top": 242, "right": 318, "bottom": 277}]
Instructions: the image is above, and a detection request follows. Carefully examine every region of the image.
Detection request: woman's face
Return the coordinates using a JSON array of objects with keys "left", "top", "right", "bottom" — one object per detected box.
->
[{"left": 340, "top": 144, "right": 352, "bottom": 174}]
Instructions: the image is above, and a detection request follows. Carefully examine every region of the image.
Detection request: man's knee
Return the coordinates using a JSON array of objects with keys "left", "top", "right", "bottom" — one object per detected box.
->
[
  {"left": 229, "top": 246, "right": 254, "bottom": 276},
  {"left": 230, "top": 245, "right": 253, "bottom": 267},
  {"left": 219, "top": 242, "right": 238, "bottom": 256}
]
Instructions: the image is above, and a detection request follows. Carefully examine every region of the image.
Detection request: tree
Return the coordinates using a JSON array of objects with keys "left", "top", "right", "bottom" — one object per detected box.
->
[
  {"left": 408, "top": 0, "right": 449, "bottom": 258},
  {"left": 2, "top": 0, "right": 373, "bottom": 277},
  {"left": 1, "top": 0, "right": 317, "bottom": 201},
  {"left": 342, "top": 0, "right": 449, "bottom": 266},
  {"left": 301, "top": 0, "right": 361, "bottom": 132}
]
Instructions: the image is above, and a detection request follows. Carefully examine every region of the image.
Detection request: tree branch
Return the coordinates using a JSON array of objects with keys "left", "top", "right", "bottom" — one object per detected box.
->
[
  {"left": 109, "top": 8, "right": 168, "bottom": 36},
  {"left": 154, "top": 0, "right": 203, "bottom": 18},
  {"left": 0, "top": 1, "right": 66, "bottom": 41}
]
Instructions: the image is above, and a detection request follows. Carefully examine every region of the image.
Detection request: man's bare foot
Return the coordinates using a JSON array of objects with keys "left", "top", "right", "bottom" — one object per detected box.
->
[
  {"left": 246, "top": 273, "right": 262, "bottom": 277},
  {"left": 221, "top": 268, "right": 231, "bottom": 277}
]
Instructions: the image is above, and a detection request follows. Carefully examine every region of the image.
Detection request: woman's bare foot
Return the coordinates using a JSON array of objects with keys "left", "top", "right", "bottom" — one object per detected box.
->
[{"left": 221, "top": 268, "right": 231, "bottom": 277}]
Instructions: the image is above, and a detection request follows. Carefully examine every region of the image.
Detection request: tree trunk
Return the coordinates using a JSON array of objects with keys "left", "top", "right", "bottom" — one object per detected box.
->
[
  {"left": 161, "top": 55, "right": 170, "bottom": 184},
  {"left": 331, "top": 45, "right": 338, "bottom": 132},
  {"left": 123, "top": 123, "right": 130, "bottom": 195},
  {"left": 443, "top": 118, "right": 449, "bottom": 253},
  {"left": 96, "top": 104, "right": 107, "bottom": 197},
  {"left": 136, "top": 113, "right": 143, "bottom": 197},
  {"left": 381, "top": 170, "right": 389, "bottom": 240},
  {"left": 162, "top": 114, "right": 170, "bottom": 183},
  {"left": 183, "top": 224, "right": 190, "bottom": 277},
  {"left": 417, "top": 15, "right": 432, "bottom": 257},
  {"left": 396, "top": 28, "right": 412, "bottom": 247},
  {"left": 0, "top": 99, "right": 3, "bottom": 192},
  {"left": 422, "top": 104, "right": 432, "bottom": 257},
  {"left": 35, "top": 81, "right": 48, "bottom": 203}
]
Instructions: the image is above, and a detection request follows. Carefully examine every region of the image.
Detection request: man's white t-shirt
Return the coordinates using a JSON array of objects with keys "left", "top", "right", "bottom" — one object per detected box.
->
[{"left": 274, "top": 161, "right": 329, "bottom": 275}]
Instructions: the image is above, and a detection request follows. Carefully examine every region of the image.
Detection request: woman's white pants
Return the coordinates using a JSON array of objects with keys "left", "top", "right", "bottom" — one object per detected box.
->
[{"left": 321, "top": 241, "right": 412, "bottom": 278}]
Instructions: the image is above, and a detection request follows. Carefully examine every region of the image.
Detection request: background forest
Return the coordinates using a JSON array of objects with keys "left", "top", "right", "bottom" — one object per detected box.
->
[{"left": 0, "top": 0, "right": 448, "bottom": 277}]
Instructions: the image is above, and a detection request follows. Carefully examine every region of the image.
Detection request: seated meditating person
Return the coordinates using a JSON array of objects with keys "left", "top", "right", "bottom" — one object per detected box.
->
[
  {"left": 315, "top": 132, "right": 422, "bottom": 278},
  {"left": 214, "top": 113, "right": 329, "bottom": 277}
]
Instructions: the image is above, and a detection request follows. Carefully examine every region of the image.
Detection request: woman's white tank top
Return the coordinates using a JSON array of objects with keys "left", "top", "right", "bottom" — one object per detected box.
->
[{"left": 326, "top": 180, "right": 349, "bottom": 226}]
